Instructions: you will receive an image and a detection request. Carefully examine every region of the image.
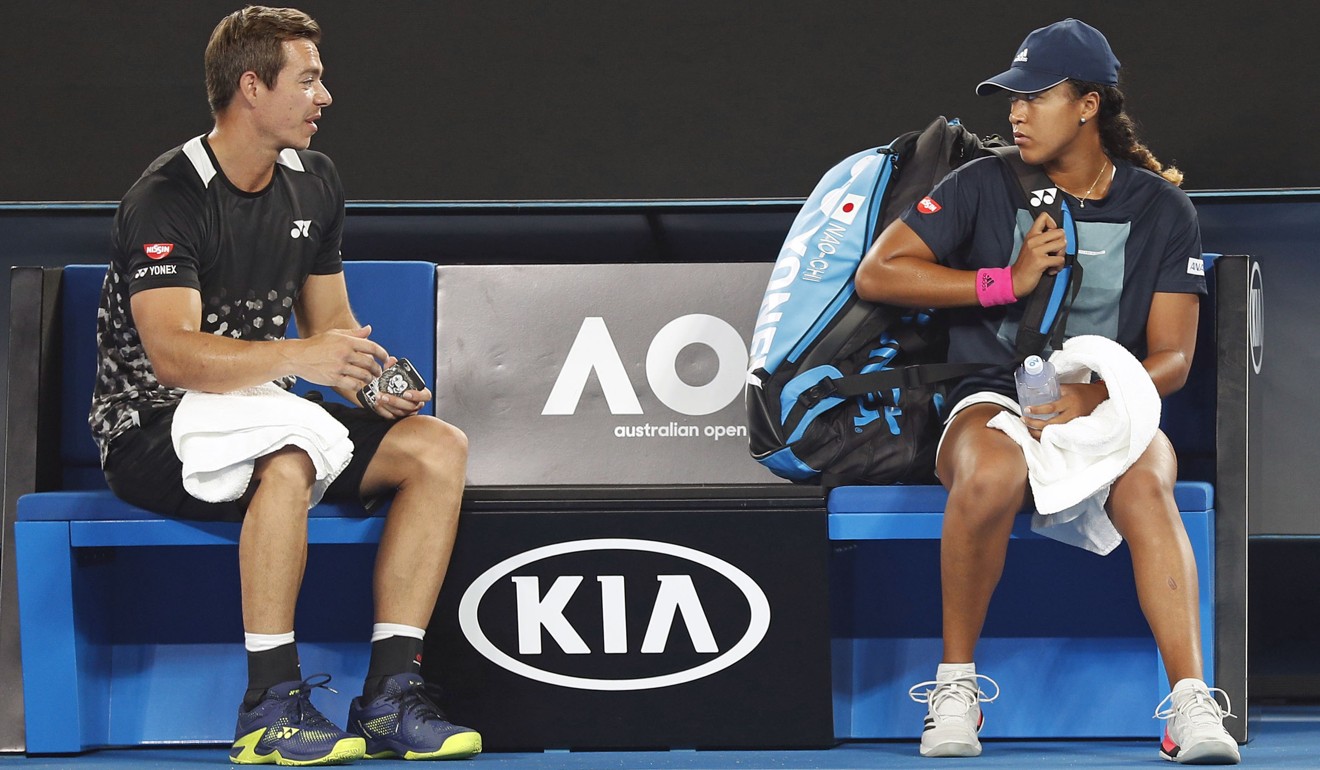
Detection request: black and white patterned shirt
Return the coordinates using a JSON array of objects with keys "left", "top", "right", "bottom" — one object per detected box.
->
[{"left": 89, "top": 135, "right": 345, "bottom": 463}]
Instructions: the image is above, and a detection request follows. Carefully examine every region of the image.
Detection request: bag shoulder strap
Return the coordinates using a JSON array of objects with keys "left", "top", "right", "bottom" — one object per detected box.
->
[
  {"left": 987, "top": 146, "right": 1082, "bottom": 357},
  {"left": 987, "top": 145, "right": 1061, "bottom": 222}
]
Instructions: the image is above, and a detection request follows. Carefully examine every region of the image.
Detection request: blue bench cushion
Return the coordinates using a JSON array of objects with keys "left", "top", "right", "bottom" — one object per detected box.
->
[
  {"left": 827, "top": 481, "right": 1213, "bottom": 541},
  {"left": 16, "top": 490, "right": 381, "bottom": 522},
  {"left": 828, "top": 480, "right": 1213, "bottom": 514}
]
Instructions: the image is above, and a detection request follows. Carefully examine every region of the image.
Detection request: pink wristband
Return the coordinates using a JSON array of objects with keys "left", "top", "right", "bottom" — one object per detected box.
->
[{"left": 975, "top": 267, "right": 1017, "bottom": 307}]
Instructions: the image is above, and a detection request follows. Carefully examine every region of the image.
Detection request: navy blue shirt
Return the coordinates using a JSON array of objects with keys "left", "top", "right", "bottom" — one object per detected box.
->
[{"left": 900, "top": 155, "right": 1205, "bottom": 407}]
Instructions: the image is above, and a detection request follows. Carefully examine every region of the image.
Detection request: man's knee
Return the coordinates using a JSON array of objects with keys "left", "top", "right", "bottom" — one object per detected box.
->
[
  {"left": 379, "top": 415, "right": 468, "bottom": 481},
  {"left": 246, "top": 446, "right": 317, "bottom": 511},
  {"left": 252, "top": 445, "right": 316, "bottom": 487}
]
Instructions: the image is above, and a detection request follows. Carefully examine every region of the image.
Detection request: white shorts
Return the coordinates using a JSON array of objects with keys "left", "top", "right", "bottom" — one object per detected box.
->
[{"left": 934, "top": 391, "right": 1021, "bottom": 474}]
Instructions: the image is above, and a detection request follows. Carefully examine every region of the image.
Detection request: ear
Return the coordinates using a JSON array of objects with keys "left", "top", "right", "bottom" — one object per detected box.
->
[
  {"left": 236, "top": 71, "right": 262, "bottom": 107},
  {"left": 1079, "top": 90, "right": 1101, "bottom": 123}
]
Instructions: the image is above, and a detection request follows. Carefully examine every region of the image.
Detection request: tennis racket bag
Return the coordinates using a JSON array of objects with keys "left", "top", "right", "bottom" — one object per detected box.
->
[{"left": 745, "top": 116, "right": 1079, "bottom": 487}]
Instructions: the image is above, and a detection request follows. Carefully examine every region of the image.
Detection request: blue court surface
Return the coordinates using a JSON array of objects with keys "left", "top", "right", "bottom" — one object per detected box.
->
[{"left": 0, "top": 706, "right": 1314, "bottom": 769}]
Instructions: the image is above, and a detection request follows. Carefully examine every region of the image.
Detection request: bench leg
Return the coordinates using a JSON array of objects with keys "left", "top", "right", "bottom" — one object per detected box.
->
[{"left": 15, "top": 521, "right": 108, "bottom": 753}]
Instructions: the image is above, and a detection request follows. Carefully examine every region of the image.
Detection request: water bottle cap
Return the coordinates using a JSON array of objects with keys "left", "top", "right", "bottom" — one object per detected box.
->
[{"left": 1023, "top": 355, "right": 1045, "bottom": 375}]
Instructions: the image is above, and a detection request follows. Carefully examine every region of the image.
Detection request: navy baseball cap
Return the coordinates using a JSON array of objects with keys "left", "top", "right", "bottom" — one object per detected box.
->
[{"left": 975, "top": 18, "right": 1120, "bottom": 96}]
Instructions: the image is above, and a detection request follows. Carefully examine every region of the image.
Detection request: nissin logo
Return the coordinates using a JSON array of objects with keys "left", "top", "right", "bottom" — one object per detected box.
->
[{"left": 458, "top": 539, "right": 771, "bottom": 691}]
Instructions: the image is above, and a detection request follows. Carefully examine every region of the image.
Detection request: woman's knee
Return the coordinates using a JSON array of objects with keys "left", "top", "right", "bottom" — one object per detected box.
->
[
  {"left": 1111, "top": 432, "right": 1178, "bottom": 506},
  {"left": 944, "top": 454, "right": 1029, "bottom": 532},
  {"left": 937, "top": 417, "right": 1027, "bottom": 526},
  {"left": 943, "top": 422, "right": 1027, "bottom": 496}
]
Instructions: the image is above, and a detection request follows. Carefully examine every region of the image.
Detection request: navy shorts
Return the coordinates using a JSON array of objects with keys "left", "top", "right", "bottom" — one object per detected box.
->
[{"left": 103, "top": 393, "right": 397, "bottom": 523}]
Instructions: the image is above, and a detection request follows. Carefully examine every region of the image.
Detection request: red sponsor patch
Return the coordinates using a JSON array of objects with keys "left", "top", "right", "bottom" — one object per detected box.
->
[
  {"left": 144, "top": 243, "right": 174, "bottom": 260},
  {"left": 916, "top": 197, "right": 942, "bottom": 214}
]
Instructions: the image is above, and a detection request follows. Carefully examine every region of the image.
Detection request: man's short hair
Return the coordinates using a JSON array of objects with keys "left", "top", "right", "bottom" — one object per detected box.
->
[{"left": 205, "top": 5, "right": 321, "bottom": 115}]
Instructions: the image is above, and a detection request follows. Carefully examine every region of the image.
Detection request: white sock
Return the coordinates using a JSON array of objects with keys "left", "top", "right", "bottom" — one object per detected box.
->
[
  {"left": 937, "top": 662, "right": 976, "bottom": 679},
  {"left": 245, "top": 630, "right": 295, "bottom": 652},
  {"left": 371, "top": 622, "right": 425, "bottom": 643}
]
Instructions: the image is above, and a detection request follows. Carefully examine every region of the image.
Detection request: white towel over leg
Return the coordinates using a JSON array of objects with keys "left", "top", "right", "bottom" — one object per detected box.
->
[
  {"left": 987, "top": 335, "right": 1162, "bottom": 555},
  {"left": 172, "top": 382, "right": 355, "bottom": 507}
]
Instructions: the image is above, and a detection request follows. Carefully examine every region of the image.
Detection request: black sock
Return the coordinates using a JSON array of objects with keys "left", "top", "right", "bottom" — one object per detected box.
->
[
  {"left": 363, "top": 635, "right": 424, "bottom": 697},
  {"left": 243, "top": 643, "right": 301, "bottom": 711}
]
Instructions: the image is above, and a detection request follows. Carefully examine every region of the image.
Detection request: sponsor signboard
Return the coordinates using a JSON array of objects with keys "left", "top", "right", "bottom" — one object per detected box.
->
[
  {"left": 433, "top": 263, "right": 780, "bottom": 485},
  {"left": 423, "top": 506, "right": 832, "bottom": 750}
]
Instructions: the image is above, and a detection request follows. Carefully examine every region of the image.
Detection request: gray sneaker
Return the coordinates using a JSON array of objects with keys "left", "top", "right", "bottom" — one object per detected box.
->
[
  {"left": 908, "top": 668, "right": 1000, "bottom": 758},
  {"left": 1155, "top": 678, "right": 1240, "bottom": 764}
]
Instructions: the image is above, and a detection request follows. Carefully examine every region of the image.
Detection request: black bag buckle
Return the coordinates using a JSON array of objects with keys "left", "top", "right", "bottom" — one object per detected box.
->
[{"left": 798, "top": 378, "right": 839, "bottom": 408}]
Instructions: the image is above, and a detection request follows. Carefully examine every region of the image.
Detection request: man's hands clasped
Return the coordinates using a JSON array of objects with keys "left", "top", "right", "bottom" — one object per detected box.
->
[{"left": 291, "top": 324, "right": 431, "bottom": 419}]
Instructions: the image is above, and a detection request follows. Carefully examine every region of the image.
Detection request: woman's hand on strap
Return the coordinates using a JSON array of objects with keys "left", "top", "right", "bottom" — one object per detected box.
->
[{"left": 1011, "top": 212, "right": 1068, "bottom": 299}]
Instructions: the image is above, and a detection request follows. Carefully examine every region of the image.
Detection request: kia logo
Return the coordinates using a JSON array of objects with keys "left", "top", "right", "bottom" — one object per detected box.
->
[{"left": 458, "top": 538, "right": 771, "bottom": 691}]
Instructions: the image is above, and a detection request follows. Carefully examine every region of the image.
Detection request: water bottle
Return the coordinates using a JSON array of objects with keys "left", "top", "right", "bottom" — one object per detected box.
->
[{"left": 1015, "top": 355, "right": 1060, "bottom": 421}]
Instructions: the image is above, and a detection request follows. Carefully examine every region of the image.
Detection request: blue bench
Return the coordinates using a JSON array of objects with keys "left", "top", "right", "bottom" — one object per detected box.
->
[
  {"left": 9, "top": 262, "right": 437, "bottom": 753},
  {"left": 4, "top": 257, "right": 1248, "bottom": 752}
]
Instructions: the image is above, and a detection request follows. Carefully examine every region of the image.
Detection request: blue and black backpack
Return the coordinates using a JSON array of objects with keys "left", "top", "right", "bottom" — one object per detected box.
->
[{"left": 745, "top": 116, "right": 1080, "bottom": 488}]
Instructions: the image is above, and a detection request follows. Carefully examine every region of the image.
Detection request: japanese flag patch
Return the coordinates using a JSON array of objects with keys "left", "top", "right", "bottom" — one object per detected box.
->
[{"left": 830, "top": 193, "right": 866, "bottom": 225}]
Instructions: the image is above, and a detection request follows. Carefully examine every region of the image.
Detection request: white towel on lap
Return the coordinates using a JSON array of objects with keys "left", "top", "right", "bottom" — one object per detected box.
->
[
  {"left": 172, "top": 382, "right": 355, "bottom": 507},
  {"left": 987, "top": 335, "right": 1161, "bottom": 555}
]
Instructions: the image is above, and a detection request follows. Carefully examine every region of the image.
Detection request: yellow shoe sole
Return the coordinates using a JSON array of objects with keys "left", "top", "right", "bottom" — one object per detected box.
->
[{"left": 231, "top": 731, "right": 367, "bottom": 766}]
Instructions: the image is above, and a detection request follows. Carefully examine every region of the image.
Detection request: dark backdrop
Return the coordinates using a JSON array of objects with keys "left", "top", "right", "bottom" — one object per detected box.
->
[{"left": 3, "top": 1, "right": 1316, "bottom": 203}]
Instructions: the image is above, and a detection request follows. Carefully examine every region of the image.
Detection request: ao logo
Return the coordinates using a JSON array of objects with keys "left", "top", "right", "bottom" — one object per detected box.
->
[
  {"left": 541, "top": 315, "right": 747, "bottom": 416},
  {"left": 458, "top": 539, "right": 771, "bottom": 691}
]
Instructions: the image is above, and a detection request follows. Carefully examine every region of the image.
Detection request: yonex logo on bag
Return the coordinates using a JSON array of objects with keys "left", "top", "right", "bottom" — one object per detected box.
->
[
  {"left": 1014, "top": 48, "right": 1029, "bottom": 63},
  {"left": 917, "top": 196, "right": 942, "bottom": 214},
  {"left": 1029, "top": 187, "right": 1057, "bottom": 206},
  {"left": 289, "top": 220, "right": 312, "bottom": 238},
  {"left": 748, "top": 252, "right": 802, "bottom": 374}
]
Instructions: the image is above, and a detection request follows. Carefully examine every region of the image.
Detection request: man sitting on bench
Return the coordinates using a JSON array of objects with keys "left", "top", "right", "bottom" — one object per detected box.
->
[{"left": 88, "top": 5, "right": 479, "bottom": 765}]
